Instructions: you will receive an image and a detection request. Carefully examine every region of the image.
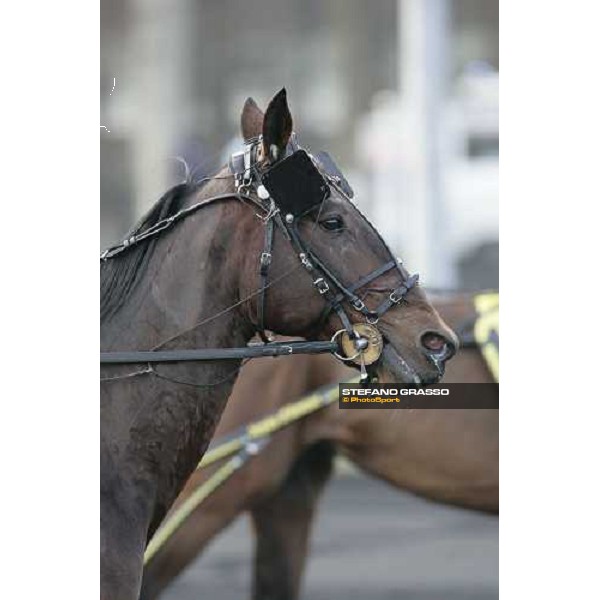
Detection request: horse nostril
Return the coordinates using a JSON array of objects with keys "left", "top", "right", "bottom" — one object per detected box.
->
[
  {"left": 421, "top": 332, "right": 446, "bottom": 352},
  {"left": 420, "top": 332, "right": 457, "bottom": 375},
  {"left": 421, "top": 332, "right": 456, "bottom": 360}
]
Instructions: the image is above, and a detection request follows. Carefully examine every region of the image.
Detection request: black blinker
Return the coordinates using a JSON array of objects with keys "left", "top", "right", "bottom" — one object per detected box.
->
[{"left": 261, "top": 150, "right": 330, "bottom": 217}]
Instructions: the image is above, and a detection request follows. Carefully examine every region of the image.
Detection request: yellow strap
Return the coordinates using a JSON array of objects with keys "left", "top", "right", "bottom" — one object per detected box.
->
[
  {"left": 144, "top": 455, "right": 242, "bottom": 565},
  {"left": 473, "top": 292, "right": 499, "bottom": 382},
  {"left": 198, "top": 380, "right": 356, "bottom": 469},
  {"left": 248, "top": 394, "right": 326, "bottom": 438},
  {"left": 196, "top": 438, "right": 243, "bottom": 469}
]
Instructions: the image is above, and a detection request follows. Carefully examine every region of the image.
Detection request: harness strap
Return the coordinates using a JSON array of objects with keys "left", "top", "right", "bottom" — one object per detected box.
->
[
  {"left": 100, "top": 340, "right": 338, "bottom": 364},
  {"left": 256, "top": 217, "right": 275, "bottom": 342},
  {"left": 144, "top": 449, "right": 250, "bottom": 565},
  {"left": 279, "top": 216, "right": 420, "bottom": 338},
  {"left": 307, "top": 250, "right": 372, "bottom": 313},
  {"left": 100, "top": 192, "right": 265, "bottom": 261},
  {"left": 199, "top": 380, "right": 350, "bottom": 468},
  {"left": 371, "top": 273, "right": 420, "bottom": 319},
  {"left": 345, "top": 260, "right": 398, "bottom": 295},
  {"left": 332, "top": 302, "right": 356, "bottom": 335},
  {"left": 282, "top": 220, "right": 357, "bottom": 337},
  {"left": 316, "top": 259, "right": 397, "bottom": 326}
]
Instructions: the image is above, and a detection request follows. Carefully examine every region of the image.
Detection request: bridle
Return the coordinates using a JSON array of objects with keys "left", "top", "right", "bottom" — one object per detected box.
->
[
  {"left": 233, "top": 135, "right": 419, "bottom": 370},
  {"left": 100, "top": 135, "right": 420, "bottom": 382}
]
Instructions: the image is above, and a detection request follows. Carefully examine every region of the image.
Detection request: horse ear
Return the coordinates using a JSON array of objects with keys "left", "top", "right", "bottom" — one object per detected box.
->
[
  {"left": 262, "top": 88, "right": 293, "bottom": 163},
  {"left": 240, "top": 97, "right": 265, "bottom": 141}
]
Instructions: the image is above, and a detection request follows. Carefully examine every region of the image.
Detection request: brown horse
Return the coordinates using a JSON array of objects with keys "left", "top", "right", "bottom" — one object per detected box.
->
[
  {"left": 100, "top": 89, "right": 457, "bottom": 599},
  {"left": 140, "top": 293, "right": 498, "bottom": 599}
]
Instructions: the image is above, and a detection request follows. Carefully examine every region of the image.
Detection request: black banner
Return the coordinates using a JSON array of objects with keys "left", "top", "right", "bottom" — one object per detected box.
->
[{"left": 338, "top": 383, "right": 499, "bottom": 409}]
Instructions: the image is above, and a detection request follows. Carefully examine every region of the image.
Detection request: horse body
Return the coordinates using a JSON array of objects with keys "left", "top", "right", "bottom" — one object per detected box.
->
[
  {"left": 101, "top": 188, "right": 258, "bottom": 598},
  {"left": 101, "top": 89, "right": 456, "bottom": 599},
  {"left": 140, "top": 294, "right": 498, "bottom": 599}
]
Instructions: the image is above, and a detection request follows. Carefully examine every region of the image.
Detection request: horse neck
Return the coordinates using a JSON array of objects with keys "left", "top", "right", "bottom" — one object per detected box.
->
[
  {"left": 101, "top": 197, "right": 256, "bottom": 534},
  {"left": 102, "top": 197, "right": 253, "bottom": 352}
]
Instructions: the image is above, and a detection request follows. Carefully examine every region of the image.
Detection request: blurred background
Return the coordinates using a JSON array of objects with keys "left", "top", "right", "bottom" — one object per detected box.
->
[{"left": 101, "top": 0, "right": 498, "bottom": 291}]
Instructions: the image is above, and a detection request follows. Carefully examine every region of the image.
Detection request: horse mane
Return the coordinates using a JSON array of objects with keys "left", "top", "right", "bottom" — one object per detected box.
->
[{"left": 100, "top": 183, "right": 195, "bottom": 322}]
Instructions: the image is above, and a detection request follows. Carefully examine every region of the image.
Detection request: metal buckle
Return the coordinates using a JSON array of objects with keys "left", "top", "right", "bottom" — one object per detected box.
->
[
  {"left": 314, "top": 278, "right": 330, "bottom": 294},
  {"left": 389, "top": 291, "right": 402, "bottom": 304},
  {"left": 260, "top": 252, "right": 272, "bottom": 267},
  {"left": 299, "top": 253, "right": 313, "bottom": 271},
  {"left": 256, "top": 200, "right": 279, "bottom": 223},
  {"left": 352, "top": 299, "right": 366, "bottom": 312}
]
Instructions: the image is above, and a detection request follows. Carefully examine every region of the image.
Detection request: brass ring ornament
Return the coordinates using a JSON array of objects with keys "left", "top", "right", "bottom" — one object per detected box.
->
[{"left": 332, "top": 323, "right": 384, "bottom": 366}]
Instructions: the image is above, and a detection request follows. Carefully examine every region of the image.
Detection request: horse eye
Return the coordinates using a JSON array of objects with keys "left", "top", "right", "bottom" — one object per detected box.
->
[{"left": 319, "top": 215, "right": 345, "bottom": 232}]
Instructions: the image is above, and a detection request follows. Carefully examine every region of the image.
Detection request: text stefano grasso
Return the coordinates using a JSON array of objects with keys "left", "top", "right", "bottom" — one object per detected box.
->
[{"left": 341, "top": 387, "right": 450, "bottom": 396}]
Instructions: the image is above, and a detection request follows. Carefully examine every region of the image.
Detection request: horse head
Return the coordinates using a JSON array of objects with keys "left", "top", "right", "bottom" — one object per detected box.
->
[{"left": 236, "top": 89, "right": 457, "bottom": 384}]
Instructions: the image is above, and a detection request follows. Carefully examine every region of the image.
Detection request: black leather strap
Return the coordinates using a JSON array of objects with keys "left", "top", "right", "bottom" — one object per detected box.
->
[
  {"left": 256, "top": 217, "right": 275, "bottom": 342},
  {"left": 280, "top": 218, "right": 420, "bottom": 335},
  {"left": 371, "top": 273, "right": 419, "bottom": 318},
  {"left": 101, "top": 340, "right": 339, "bottom": 364},
  {"left": 316, "top": 259, "right": 398, "bottom": 326},
  {"left": 281, "top": 220, "right": 356, "bottom": 337}
]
